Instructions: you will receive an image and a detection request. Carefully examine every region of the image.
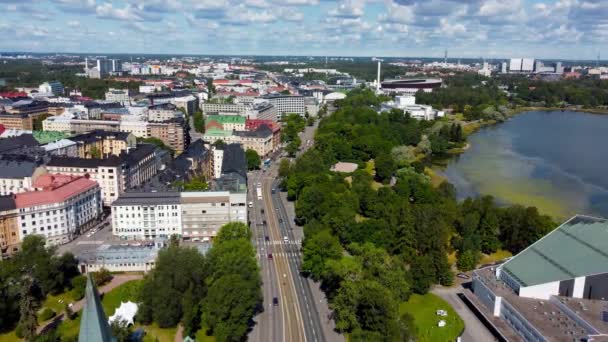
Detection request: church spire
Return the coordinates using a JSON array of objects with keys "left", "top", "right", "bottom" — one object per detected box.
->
[{"left": 78, "top": 274, "right": 116, "bottom": 342}]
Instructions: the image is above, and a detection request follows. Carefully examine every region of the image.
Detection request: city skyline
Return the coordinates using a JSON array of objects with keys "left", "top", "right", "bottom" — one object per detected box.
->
[{"left": 1, "top": 0, "right": 607, "bottom": 59}]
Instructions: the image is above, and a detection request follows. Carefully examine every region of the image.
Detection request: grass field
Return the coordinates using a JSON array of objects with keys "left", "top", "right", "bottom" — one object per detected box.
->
[
  {"left": 0, "top": 330, "right": 20, "bottom": 342},
  {"left": 400, "top": 293, "right": 464, "bottom": 342},
  {"left": 101, "top": 280, "right": 144, "bottom": 316},
  {"left": 480, "top": 249, "right": 512, "bottom": 265},
  {"left": 195, "top": 326, "right": 216, "bottom": 342},
  {"left": 424, "top": 167, "right": 446, "bottom": 188}
]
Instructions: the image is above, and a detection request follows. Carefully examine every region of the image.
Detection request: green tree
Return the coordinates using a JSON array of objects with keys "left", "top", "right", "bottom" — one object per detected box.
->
[
  {"left": 193, "top": 110, "right": 204, "bottom": 133},
  {"left": 301, "top": 230, "right": 343, "bottom": 280},
  {"left": 181, "top": 286, "right": 200, "bottom": 338},
  {"left": 214, "top": 222, "right": 252, "bottom": 244},
  {"left": 92, "top": 268, "right": 113, "bottom": 286},
  {"left": 285, "top": 137, "right": 301, "bottom": 157},
  {"left": 89, "top": 146, "right": 102, "bottom": 159},
  {"left": 110, "top": 319, "right": 132, "bottom": 342},
  {"left": 278, "top": 159, "right": 292, "bottom": 178},
  {"left": 245, "top": 149, "right": 261, "bottom": 170},
  {"left": 19, "top": 278, "right": 41, "bottom": 342},
  {"left": 33, "top": 113, "right": 52, "bottom": 131},
  {"left": 374, "top": 153, "right": 396, "bottom": 183},
  {"left": 456, "top": 249, "right": 481, "bottom": 272},
  {"left": 70, "top": 275, "right": 87, "bottom": 301}
]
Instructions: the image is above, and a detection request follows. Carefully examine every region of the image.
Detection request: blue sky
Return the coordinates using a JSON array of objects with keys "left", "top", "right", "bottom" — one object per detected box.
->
[{"left": 1, "top": 0, "right": 607, "bottom": 59}]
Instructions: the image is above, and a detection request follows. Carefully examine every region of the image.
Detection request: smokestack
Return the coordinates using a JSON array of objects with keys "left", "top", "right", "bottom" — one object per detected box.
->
[
  {"left": 376, "top": 60, "right": 381, "bottom": 93},
  {"left": 85, "top": 57, "right": 88, "bottom": 72}
]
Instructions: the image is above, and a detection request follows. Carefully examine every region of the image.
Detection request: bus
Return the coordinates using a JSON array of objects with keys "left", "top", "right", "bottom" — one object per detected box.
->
[{"left": 256, "top": 187, "right": 262, "bottom": 200}]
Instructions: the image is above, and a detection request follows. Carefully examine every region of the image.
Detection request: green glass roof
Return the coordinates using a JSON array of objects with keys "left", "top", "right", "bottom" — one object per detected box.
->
[
  {"left": 203, "top": 129, "right": 233, "bottom": 137},
  {"left": 33, "top": 130, "right": 69, "bottom": 144},
  {"left": 501, "top": 215, "right": 608, "bottom": 287}
]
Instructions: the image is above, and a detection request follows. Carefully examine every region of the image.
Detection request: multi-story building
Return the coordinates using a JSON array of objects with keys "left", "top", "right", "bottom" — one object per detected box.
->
[
  {"left": 471, "top": 215, "right": 608, "bottom": 341},
  {"left": 42, "top": 139, "right": 79, "bottom": 157},
  {"left": 15, "top": 174, "right": 103, "bottom": 246},
  {"left": 112, "top": 192, "right": 182, "bottom": 240},
  {"left": 201, "top": 103, "right": 247, "bottom": 116},
  {"left": 203, "top": 124, "right": 275, "bottom": 157},
  {"left": 205, "top": 115, "right": 246, "bottom": 131},
  {"left": 180, "top": 191, "right": 247, "bottom": 241},
  {"left": 111, "top": 190, "right": 247, "bottom": 241},
  {"left": 70, "top": 131, "right": 136, "bottom": 158},
  {"left": 260, "top": 94, "right": 306, "bottom": 117},
  {"left": 0, "top": 113, "right": 34, "bottom": 130},
  {"left": 147, "top": 119, "right": 188, "bottom": 153},
  {"left": 46, "top": 144, "right": 159, "bottom": 206},
  {"left": 5, "top": 100, "right": 50, "bottom": 116},
  {"left": 247, "top": 102, "right": 279, "bottom": 121},
  {"left": 0, "top": 196, "right": 20, "bottom": 257},
  {"left": 148, "top": 103, "right": 184, "bottom": 122},
  {"left": 0, "top": 156, "right": 47, "bottom": 195},
  {"left": 38, "top": 81, "right": 64, "bottom": 96},
  {"left": 43, "top": 116, "right": 186, "bottom": 153},
  {"left": 105, "top": 88, "right": 133, "bottom": 105},
  {"left": 246, "top": 119, "right": 281, "bottom": 150},
  {"left": 170, "top": 95, "right": 198, "bottom": 116}
]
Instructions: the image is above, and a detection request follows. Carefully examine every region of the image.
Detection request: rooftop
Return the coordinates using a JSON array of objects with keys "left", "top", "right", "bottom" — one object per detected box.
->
[
  {"left": 32, "top": 131, "right": 70, "bottom": 144},
  {"left": 501, "top": 215, "right": 608, "bottom": 287},
  {"left": 203, "top": 129, "right": 233, "bottom": 137},
  {"left": 112, "top": 191, "right": 180, "bottom": 206},
  {"left": 15, "top": 174, "right": 98, "bottom": 208},
  {"left": 0, "top": 134, "right": 40, "bottom": 153},
  {"left": 205, "top": 115, "right": 246, "bottom": 125},
  {"left": 0, "top": 156, "right": 40, "bottom": 179},
  {"left": 330, "top": 162, "right": 359, "bottom": 173}
]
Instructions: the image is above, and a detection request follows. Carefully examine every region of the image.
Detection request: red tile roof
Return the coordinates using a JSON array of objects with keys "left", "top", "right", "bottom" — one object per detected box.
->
[
  {"left": 246, "top": 119, "right": 280, "bottom": 133},
  {"left": 0, "top": 92, "right": 28, "bottom": 99},
  {"left": 15, "top": 174, "right": 98, "bottom": 208}
]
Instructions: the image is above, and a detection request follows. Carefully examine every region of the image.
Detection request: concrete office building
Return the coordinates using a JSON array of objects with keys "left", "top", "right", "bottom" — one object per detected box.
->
[
  {"left": 104, "top": 88, "right": 133, "bottom": 105},
  {"left": 203, "top": 124, "right": 275, "bottom": 157},
  {"left": 111, "top": 190, "right": 247, "bottom": 241},
  {"left": 201, "top": 103, "right": 248, "bottom": 116},
  {"left": 471, "top": 215, "right": 608, "bottom": 341},
  {"left": 261, "top": 94, "right": 306, "bottom": 117},
  {"left": 148, "top": 103, "right": 184, "bottom": 122},
  {"left": 15, "top": 174, "right": 103, "bottom": 246},
  {"left": 39, "top": 81, "right": 64, "bottom": 96},
  {"left": 180, "top": 191, "right": 247, "bottom": 241},
  {"left": 112, "top": 192, "right": 182, "bottom": 240},
  {"left": 247, "top": 102, "right": 278, "bottom": 121}
]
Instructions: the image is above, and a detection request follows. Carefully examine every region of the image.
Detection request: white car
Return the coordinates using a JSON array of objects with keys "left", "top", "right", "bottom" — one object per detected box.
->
[
  {"left": 248, "top": 201, "right": 253, "bottom": 208},
  {"left": 283, "top": 236, "right": 289, "bottom": 242}
]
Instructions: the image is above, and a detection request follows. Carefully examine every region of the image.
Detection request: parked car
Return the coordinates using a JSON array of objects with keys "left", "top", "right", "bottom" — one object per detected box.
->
[
  {"left": 273, "top": 297, "right": 279, "bottom": 306},
  {"left": 457, "top": 273, "right": 470, "bottom": 279},
  {"left": 265, "top": 235, "right": 270, "bottom": 241},
  {"left": 267, "top": 253, "right": 273, "bottom": 259}
]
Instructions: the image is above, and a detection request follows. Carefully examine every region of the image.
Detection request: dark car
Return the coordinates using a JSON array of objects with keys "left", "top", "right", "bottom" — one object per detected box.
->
[
  {"left": 278, "top": 218, "right": 283, "bottom": 223},
  {"left": 263, "top": 220, "right": 267, "bottom": 225},
  {"left": 265, "top": 235, "right": 270, "bottom": 241},
  {"left": 267, "top": 253, "right": 273, "bottom": 259},
  {"left": 261, "top": 209, "right": 264, "bottom": 214},
  {"left": 273, "top": 297, "right": 279, "bottom": 306}
]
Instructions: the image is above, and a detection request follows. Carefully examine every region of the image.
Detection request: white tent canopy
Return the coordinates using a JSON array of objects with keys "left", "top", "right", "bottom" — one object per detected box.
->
[{"left": 108, "top": 301, "right": 138, "bottom": 326}]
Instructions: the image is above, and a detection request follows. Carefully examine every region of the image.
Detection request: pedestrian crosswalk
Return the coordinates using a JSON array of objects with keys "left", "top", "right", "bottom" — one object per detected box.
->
[
  {"left": 256, "top": 239, "right": 302, "bottom": 246},
  {"left": 256, "top": 251, "right": 302, "bottom": 259}
]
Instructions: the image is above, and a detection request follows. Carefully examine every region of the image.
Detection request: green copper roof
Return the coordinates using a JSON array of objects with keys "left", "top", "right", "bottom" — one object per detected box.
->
[
  {"left": 205, "top": 115, "right": 246, "bottom": 125},
  {"left": 78, "top": 274, "right": 116, "bottom": 342},
  {"left": 501, "top": 215, "right": 608, "bottom": 287},
  {"left": 33, "top": 131, "right": 69, "bottom": 144},
  {"left": 203, "top": 129, "right": 233, "bottom": 137}
]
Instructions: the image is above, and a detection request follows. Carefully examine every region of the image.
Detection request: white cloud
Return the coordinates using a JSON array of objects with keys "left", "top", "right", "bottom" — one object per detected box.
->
[
  {"left": 379, "top": 3, "right": 414, "bottom": 24},
  {"left": 329, "top": 0, "right": 365, "bottom": 18},
  {"left": 96, "top": 3, "right": 144, "bottom": 21},
  {"left": 67, "top": 20, "right": 80, "bottom": 28}
]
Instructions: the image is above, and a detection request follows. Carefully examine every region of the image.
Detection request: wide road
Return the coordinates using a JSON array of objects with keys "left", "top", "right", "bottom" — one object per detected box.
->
[{"left": 248, "top": 170, "right": 284, "bottom": 342}]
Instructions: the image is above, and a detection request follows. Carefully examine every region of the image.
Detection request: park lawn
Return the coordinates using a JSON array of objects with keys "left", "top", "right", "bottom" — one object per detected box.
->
[
  {"left": 139, "top": 323, "right": 176, "bottom": 342},
  {"left": 195, "top": 326, "right": 216, "bottom": 342},
  {"left": 101, "top": 280, "right": 144, "bottom": 316},
  {"left": 400, "top": 293, "right": 464, "bottom": 342},
  {"left": 480, "top": 249, "right": 512, "bottom": 265},
  {"left": 57, "top": 314, "right": 82, "bottom": 341},
  {"left": 0, "top": 329, "right": 20, "bottom": 342},
  {"left": 40, "top": 291, "right": 75, "bottom": 321}
]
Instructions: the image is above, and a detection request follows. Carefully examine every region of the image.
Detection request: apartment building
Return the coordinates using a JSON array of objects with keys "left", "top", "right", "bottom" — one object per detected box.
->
[
  {"left": 0, "top": 156, "right": 47, "bottom": 195},
  {"left": 111, "top": 191, "right": 247, "bottom": 240},
  {"left": 15, "top": 174, "right": 103, "bottom": 246},
  {"left": 70, "top": 131, "right": 137, "bottom": 158},
  {"left": 0, "top": 113, "right": 34, "bottom": 130},
  {"left": 0, "top": 196, "right": 20, "bottom": 257},
  {"left": 147, "top": 119, "right": 188, "bottom": 153},
  {"left": 46, "top": 144, "right": 158, "bottom": 205},
  {"left": 203, "top": 124, "right": 275, "bottom": 157},
  {"left": 148, "top": 103, "right": 184, "bottom": 122}
]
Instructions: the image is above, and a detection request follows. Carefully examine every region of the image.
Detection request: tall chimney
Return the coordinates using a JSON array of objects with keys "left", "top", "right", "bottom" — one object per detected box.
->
[{"left": 376, "top": 60, "right": 381, "bottom": 93}]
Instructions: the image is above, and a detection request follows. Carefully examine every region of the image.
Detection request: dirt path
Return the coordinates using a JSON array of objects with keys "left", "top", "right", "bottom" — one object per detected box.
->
[
  {"left": 174, "top": 324, "right": 183, "bottom": 342},
  {"left": 39, "top": 274, "right": 144, "bottom": 334}
]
